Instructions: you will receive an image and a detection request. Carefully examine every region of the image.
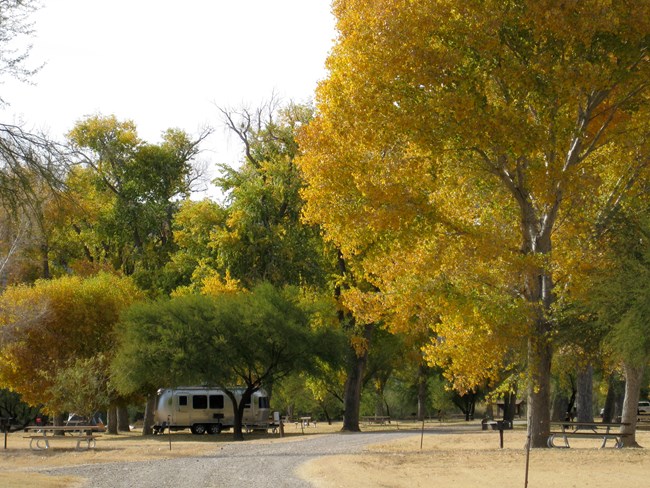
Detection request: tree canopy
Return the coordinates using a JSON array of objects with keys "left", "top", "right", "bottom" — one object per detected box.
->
[
  {"left": 0, "top": 272, "right": 141, "bottom": 412},
  {"left": 112, "top": 283, "right": 343, "bottom": 439},
  {"left": 298, "top": 0, "right": 650, "bottom": 447},
  {"left": 65, "top": 115, "right": 210, "bottom": 292}
]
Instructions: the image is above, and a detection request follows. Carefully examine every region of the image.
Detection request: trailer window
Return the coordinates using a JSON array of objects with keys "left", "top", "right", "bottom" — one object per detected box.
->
[
  {"left": 259, "top": 397, "right": 269, "bottom": 409},
  {"left": 193, "top": 395, "right": 208, "bottom": 409},
  {"left": 178, "top": 395, "right": 188, "bottom": 406},
  {"left": 209, "top": 395, "right": 224, "bottom": 409}
]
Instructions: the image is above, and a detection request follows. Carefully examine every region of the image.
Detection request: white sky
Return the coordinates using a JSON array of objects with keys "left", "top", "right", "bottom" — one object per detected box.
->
[{"left": 0, "top": 0, "right": 336, "bottom": 186}]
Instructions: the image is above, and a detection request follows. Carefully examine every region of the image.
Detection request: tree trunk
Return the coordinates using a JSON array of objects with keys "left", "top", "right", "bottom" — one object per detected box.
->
[
  {"left": 602, "top": 372, "right": 625, "bottom": 423},
  {"left": 565, "top": 378, "right": 577, "bottom": 421},
  {"left": 341, "top": 325, "right": 372, "bottom": 432},
  {"left": 41, "top": 242, "right": 50, "bottom": 279},
  {"left": 620, "top": 361, "right": 644, "bottom": 448},
  {"left": 320, "top": 402, "right": 332, "bottom": 425},
  {"left": 107, "top": 406, "right": 118, "bottom": 435},
  {"left": 467, "top": 397, "right": 476, "bottom": 421},
  {"left": 142, "top": 395, "right": 156, "bottom": 435},
  {"left": 551, "top": 388, "right": 569, "bottom": 422},
  {"left": 516, "top": 178, "right": 556, "bottom": 448},
  {"left": 527, "top": 324, "right": 552, "bottom": 448},
  {"left": 53, "top": 413, "right": 65, "bottom": 436},
  {"left": 117, "top": 405, "right": 130, "bottom": 432},
  {"left": 230, "top": 388, "right": 253, "bottom": 441},
  {"left": 575, "top": 364, "right": 594, "bottom": 422},
  {"left": 503, "top": 390, "right": 517, "bottom": 423}
]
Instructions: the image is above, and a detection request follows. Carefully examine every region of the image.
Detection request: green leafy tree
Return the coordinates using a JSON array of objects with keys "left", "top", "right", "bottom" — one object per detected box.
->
[
  {"left": 113, "top": 283, "right": 339, "bottom": 440},
  {"left": 174, "top": 100, "right": 375, "bottom": 431},
  {"left": 0, "top": 388, "right": 41, "bottom": 430},
  {"left": 66, "top": 115, "right": 210, "bottom": 292},
  {"left": 164, "top": 199, "right": 227, "bottom": 292},
  {"left": 589, "top": 211, "right": 650, "bottom": 446},
  {"left": 212, "top": 101, "right": 328, "bottom": 288},
  {"left": 49, "top": 354, "right": 113, "bottom": 421}
]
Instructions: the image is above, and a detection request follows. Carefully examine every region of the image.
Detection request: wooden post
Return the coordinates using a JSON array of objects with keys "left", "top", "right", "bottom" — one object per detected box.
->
[
  {"left": 524, "top": 430, "right": 532, "bottom": 487},
  {"left": 167, "top": 416, "right": 172, "bottom": 451},
  {"left": 420, "top": 419, "right": 425, "bottom": 450}
]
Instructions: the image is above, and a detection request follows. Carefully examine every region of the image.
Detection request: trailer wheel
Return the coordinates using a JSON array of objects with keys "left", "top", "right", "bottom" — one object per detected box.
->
[
  {"left": 207, "top": 424, "right": 222, "bottom": 435},
  {"left": 191, "top": 424, "right": 207, "bottom": 435}
]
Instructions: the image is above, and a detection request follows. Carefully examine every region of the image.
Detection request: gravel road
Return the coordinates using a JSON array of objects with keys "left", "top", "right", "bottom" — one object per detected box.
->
[{"left": 39, "top": 431, "right": 418, "bottom": 488}]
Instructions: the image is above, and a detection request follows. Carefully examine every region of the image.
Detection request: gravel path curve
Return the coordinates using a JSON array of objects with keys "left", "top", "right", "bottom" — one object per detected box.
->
[{"left": 38, "top": 430, "right": 419, "bottom": 488}]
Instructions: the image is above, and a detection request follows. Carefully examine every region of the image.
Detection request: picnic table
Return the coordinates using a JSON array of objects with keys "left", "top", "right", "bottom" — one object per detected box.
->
[
  {"left": 547, "top": 421, "right": 631, "bottom": 449},
  {"left": 24, "top": 424, "right": 105, "bottom": 451}
]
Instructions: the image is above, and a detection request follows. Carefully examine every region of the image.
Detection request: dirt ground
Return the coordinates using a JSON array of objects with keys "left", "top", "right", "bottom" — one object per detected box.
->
[{"left": 1, "top": 422, "right": 648, "bottom": 488}]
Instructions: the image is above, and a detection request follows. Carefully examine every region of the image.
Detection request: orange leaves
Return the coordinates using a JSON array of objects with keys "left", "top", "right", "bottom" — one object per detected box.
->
[{"left": 301, "top": 0, "right": 650, "bottom": 398}]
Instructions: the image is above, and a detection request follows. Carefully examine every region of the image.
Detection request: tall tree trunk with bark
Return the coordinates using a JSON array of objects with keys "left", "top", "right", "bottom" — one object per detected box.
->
[
  {"left": 142, "top": 395, "right": 156, "bottom": 435},
  {"left": 503, "top": 390, "right": 517, "bottom": 423},
  {"left": 526, "top": 318, "right": 553, "bottom": 447},
  {"left": 519, "top": 202, "right": 555, "bottom": 448},
  {"left": 551, "top": 387, "right": 569, "bottom": 422},
  {"left": 341, "top": 327, "right": 371, "bottom": 432},
  {"left": 602, "top": 373, "right": 625, "bottom": 423},
  {"left": 620, "top": 362, "right": 644, "bottom": 447},
  {"left": 117, "top": 405, "right": 130, "bottom": 432},
  {"left": 576, "top": 364, "right": 594, "bottom": 422},
  {"left": 107, "top": 406, "right": 118, "bottom": 435},
  {"left": 40, "top": 242, "right": 50, "bottom": 279},
  {"left": 335, "top": 251, "right": 374, "bottom": 432}
]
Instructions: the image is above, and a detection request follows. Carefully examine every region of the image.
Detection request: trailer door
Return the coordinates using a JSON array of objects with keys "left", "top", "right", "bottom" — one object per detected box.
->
[{"left": 175, "top": 392, "right": 190, "bottom": 425}]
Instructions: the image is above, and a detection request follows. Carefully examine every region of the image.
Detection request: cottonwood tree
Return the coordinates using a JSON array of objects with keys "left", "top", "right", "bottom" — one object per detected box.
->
[
  {"left": 298, "top": 0, "right": 650, "bottom": 447},
  {"left": 214, "top": 101, "right": 328, "bottom": 288},
  {"left": 209, "top": 100, "right": 373, "bottom": 432},
  {"left": 66, "top": 115, "right": 210, "bottom": 292},
  {"left": 222, "top": 100, "right": 384, "bottom": 431}
]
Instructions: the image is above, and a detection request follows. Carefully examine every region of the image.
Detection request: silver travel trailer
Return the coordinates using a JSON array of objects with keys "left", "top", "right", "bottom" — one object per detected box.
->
[{"left": 153, "top": 386, "right": 270, "bottom": 435}]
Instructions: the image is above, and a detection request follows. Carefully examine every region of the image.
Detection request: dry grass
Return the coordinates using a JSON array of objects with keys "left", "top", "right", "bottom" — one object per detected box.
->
[
  {"left": 301, "top": 423, "right": 650, "bottom": 488},
  {"left": 1, "top": 421, "right": 649, "bottom": 488}
]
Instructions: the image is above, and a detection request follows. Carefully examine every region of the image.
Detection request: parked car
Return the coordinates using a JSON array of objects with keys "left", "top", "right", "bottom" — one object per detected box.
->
[{"left": 638, "top": 401, "right": 650, "bottom": 414}]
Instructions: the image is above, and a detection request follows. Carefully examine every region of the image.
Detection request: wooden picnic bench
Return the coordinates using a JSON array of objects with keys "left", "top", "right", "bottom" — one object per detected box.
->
[
  {"left": 24, "top": 425, "right": 105, "bottom": 451},
  {"left": 548, "top": 421, "right": 631, "bottom": 449}
]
